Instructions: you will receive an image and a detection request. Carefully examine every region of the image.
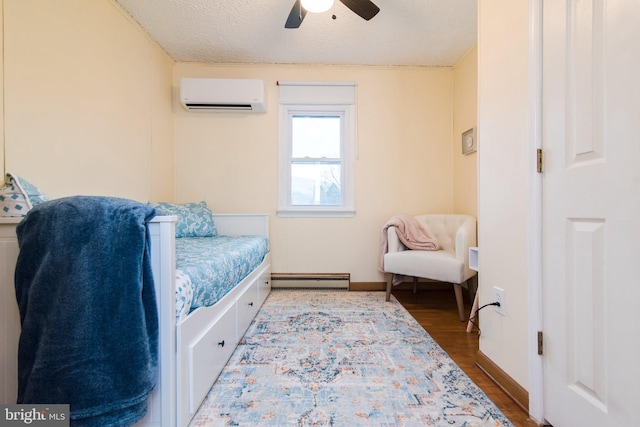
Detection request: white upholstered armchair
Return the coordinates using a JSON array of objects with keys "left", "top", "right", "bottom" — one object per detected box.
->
[{"left": 382, "top": 214, "right": 477, "bottom": 321}]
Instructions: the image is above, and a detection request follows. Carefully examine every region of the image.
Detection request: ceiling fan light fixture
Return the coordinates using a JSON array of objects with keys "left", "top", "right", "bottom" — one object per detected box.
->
[{"left": 301, "top": 0, "right": 334, "bottom": 13}]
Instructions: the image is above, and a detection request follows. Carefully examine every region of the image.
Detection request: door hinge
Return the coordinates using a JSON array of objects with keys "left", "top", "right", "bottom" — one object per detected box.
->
[
  {"left": 537, "top": 149, "right": 544, "bottom": 173},
  {"left": 537, "top": 331, "right": 544, "bottom": 355}
]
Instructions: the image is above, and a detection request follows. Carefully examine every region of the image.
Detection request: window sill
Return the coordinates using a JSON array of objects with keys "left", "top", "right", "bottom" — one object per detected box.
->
[{"left": 276, "top": 208, "right": 356, "bottom": 218}]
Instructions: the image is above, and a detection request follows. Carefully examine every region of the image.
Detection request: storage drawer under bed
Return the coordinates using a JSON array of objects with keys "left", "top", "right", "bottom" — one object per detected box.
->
[
  {"left": 187, "top": 302, "right": 236, "bottom": 416},
  {"left": 236, "top": 279, "right": 259, "bottom": 342}
]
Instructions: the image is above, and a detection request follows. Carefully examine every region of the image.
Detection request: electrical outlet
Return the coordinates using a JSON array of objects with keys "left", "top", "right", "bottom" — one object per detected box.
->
[{"left": 493, "top": 286, "right": 505, "bottom": 316}]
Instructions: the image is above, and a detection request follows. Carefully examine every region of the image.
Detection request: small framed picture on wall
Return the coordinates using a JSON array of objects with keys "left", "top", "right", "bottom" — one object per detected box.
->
[{"left": 462, "top": 127, "right": 477, "bottom": 155}]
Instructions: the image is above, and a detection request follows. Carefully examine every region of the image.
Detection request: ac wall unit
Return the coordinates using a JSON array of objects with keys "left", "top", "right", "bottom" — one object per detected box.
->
[{"left": 180, "top": 78, "right": 266, "bottom": 113}]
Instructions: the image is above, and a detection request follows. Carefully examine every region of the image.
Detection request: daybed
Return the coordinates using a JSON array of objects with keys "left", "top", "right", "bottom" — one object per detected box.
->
[{"left": 0, "top": 198, "right": 271, "bottom": 427}]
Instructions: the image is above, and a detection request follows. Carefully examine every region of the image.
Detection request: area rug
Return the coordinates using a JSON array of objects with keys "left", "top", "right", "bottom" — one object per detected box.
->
[{"left": 189, "top": 291, "right": 514, "bottom": 426}]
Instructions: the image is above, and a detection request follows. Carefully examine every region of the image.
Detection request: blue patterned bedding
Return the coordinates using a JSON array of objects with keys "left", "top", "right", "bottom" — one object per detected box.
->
[
  {"left": 175, "top": 235, "right": 270, "bottom": 321},
  {"left": 175, "top": 269, "right": 194, "bottom": 321}
]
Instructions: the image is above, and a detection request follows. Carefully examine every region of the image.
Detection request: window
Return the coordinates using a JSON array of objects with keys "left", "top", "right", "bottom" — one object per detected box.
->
[{"left": 278, "top": 82, "right": 356, "bottom": 217}]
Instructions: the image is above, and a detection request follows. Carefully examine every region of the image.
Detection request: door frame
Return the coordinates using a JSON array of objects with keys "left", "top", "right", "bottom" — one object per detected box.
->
[{"left": 526, "top": 0, "right": 544, "bottom": 423}]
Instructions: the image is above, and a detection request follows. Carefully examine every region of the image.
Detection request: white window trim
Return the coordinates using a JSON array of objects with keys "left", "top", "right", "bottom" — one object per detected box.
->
[{"left": 277, "top": 84, "right": 356, "bottom": 218}]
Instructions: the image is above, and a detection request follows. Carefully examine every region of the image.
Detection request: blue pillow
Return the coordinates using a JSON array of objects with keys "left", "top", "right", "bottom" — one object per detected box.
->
[
  {"left": 0, "top": 173, "right": 51, "bottom": 217},
  {"left": 149, "top": 201, "right": 217, "bottom": 238}
]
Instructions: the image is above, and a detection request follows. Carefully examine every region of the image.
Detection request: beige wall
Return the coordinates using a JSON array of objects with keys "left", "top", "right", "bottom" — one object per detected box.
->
[
  {"left": 477, "top": 0, "right": 530, "bottom": 388},
  {"left": 2, "top": 0, "right": 174, "bottom": 201},
  {"left": 1, "top": 2, "right": 4, "bottom": 177},
  {"left": 0, "top": 0, "right": 520, "bottom": 398},
  {"left": 2, "top": 0, "right": 478, "bottom": 286},
  {"left": 453, "top": 45, "right": 478, "bottom": 218},
  {"left": 174, "top": 64, "right": 456, "bottom": 282}
]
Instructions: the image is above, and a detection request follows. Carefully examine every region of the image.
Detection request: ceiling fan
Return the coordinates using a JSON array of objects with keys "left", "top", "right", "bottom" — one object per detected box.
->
[{"left": 285, "top": 0, "right": 380, "bottom": 29}]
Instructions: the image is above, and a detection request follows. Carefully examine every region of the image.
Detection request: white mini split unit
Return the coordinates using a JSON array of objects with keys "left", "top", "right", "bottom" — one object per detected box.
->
[{"left": 180, "top": 78, "right": 266, "bottom": 113}]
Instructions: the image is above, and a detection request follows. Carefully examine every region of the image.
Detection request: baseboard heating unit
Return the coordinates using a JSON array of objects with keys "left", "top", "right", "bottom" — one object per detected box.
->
[{"left": 271, "top": 273, "right": 350, "bottom": 291}]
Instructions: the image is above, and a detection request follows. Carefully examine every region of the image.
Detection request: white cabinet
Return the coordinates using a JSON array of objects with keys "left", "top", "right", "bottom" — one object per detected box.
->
[{"left": 469, "top": 247, "right": 479, "bottom": 272}]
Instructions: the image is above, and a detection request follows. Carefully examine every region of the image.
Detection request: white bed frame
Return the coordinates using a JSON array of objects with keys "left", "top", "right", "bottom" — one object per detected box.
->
[{"left": 0, "top": 214, "right": 271, "bottom": 427}]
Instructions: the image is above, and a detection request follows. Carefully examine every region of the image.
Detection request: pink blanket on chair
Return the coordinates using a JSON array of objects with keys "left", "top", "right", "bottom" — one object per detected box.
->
[{"left": 379, "top": 215, "right": 439, "bottom": 280}]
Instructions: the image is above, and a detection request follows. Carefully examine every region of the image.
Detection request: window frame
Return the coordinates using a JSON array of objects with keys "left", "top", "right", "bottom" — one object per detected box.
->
[{"left": 278, "top": 103, "right": 356, "bottom": 218}]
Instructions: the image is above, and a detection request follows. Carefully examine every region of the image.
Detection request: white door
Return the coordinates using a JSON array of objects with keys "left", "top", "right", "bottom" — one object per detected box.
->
[{"left": 542, "top": 1, "right": 640, "bottom": 425}]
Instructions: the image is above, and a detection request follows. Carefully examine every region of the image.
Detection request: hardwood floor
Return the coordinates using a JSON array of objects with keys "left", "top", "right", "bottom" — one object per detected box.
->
[{"left": 391, "top": 287, "right": 540, "bottom": 427}]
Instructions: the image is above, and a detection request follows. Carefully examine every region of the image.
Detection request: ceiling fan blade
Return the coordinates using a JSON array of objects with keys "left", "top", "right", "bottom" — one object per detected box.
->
[
  {"left": 339, "top": 0, "right": 380, "bottom": 20},
  {"left": 285, "top": 0, "right": 307, "bottom": 28}
]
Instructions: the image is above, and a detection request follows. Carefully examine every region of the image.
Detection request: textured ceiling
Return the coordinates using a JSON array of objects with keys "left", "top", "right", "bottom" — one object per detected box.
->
[{"left": 115, "top": 0, "right": 477, "bottom": 67}]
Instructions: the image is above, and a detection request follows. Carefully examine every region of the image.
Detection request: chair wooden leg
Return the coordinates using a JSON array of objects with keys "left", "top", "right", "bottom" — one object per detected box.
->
[
  {"left": 466, "top": 289, "right": 479, "bottom": 333},
  {"left": 385, "top": 274, "right": 392, "bottom": 301},
  {"left": 453, "top": 282, "right": 465, "bottom": 321},
  {"left": 412, "top": 277, "right": 418, "bottom": 294}
]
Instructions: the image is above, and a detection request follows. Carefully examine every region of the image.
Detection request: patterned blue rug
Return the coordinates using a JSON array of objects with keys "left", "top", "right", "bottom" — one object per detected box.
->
[{"left": 189, "top": 291, "right": 514, "bottom": 426}]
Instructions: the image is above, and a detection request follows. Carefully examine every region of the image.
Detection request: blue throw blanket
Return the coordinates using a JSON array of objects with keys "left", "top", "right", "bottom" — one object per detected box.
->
[{"left": 14, "top": 196, "right": 158, "bottom": 426}]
